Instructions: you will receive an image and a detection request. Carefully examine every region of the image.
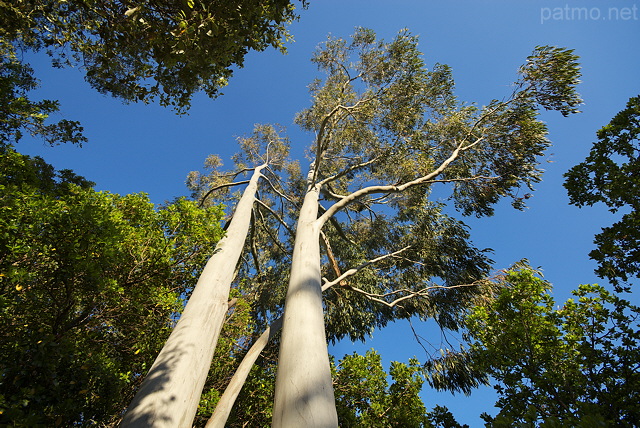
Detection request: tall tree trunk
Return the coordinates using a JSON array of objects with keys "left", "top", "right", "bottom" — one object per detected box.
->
[
  {"left": 272, "top": 189, "right": 339, "bottom": 427},
  {"left": 121, "top": 165, "right": 265, "bottom": 428}
]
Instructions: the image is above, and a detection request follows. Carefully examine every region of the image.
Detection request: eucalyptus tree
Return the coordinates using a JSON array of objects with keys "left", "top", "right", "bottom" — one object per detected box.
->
[
  {"left": 121, "top": 126, "right": 292, "bottom": 427},
  {"left": 186, "top": 28, "right": 581, "bottom": 426},
  {"left": 271, "top": 28, "right": 581, "bottom": 426}
]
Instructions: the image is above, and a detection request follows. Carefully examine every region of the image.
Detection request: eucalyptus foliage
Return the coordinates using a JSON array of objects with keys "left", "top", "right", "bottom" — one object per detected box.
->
[
  {"left": 186, "top": 28, "right": 582, "bottom": 425},
  {"left": 565, "top": 95, "right": 640, "bottom": 291}
]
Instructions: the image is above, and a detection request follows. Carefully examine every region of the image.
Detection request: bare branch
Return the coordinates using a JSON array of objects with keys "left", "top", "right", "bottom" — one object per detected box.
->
[
  {"left": 249, "top": 208, "right": 261, "bottom": 277},
  {"left": 318, "top": 153, "right": 385, "bottom": 188},
  {"left": 317, "top": 138, "right": 483, "bottom": 225},
  {"left": 346, "top": 281, "right": 482, "bottom": 308},
  {"left": 318, "top": 204, "right": 358, "bottom": 247},
  {"left": 260, "top": 172, "right": 297, "bottom": 206},
  {"left": 253, "top": 201, "right": 292, "bottom": 261},
  {"left": 320, "top": 230, "right": 348, "bottom": 287},
  {"left": 198, "top": 180, "right": 251, "bottom": 207},
  {"left": 254, "top": 198, "right": 293, "bottom": 236},
  {"left": 321, "top": 246, "right": 411, "bottom": 291}
]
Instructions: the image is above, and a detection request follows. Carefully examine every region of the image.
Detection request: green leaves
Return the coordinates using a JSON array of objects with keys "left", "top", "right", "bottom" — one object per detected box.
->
[
  {"left": 333, "top": 350, "right": 428, "bottom": 427},
  {"left": 0, "top": 148, "right": 224, "bottom": 425},
  {"left": 519, "top": 45, "right": 583, "bottom": 117},
  {"left": 465, "top": 266, "right": 640, "bottom": 426},
  {"left": 186, "top": 30, "right": 583, "bottom": 425},
  {"left": 2, "top": 0, "right": 306, "bottom": 112},
  {"left": 0, "top": 41, "right": 86, "bottom": 147},
  {"left": 564, "top": 95, "right": 640, "bottom": 290}
]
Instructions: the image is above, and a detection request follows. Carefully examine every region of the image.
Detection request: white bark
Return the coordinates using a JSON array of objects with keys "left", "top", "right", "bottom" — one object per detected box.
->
[
  {"left": 206, "top": 267, "right": 348, "bottom": 427},
  {"left": 206, "top": 316, "right": 283, "bottom": 428},
  {"left": 272, "top": 189, "right": 339, "bottom": 428},
  {"left": 121, "top": 165, "right": 265, "bottom": 428}
]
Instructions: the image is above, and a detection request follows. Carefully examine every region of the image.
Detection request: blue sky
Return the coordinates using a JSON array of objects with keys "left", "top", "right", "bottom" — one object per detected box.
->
[{"left": 18, "top": 0, "right": 640, "bottom": 425}]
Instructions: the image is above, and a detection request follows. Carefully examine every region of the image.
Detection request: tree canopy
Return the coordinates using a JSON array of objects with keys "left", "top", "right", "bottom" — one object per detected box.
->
[
  {"left": 182, "top": 28, "right": 582, "bottom": 426},
  {"left": 0, "top": 40, "right": 86, "bottom": 147},
  {"left": 564, "top": 95, "right": 640, "bottom": 291},
  {"left": 1, "top": 0, "right": 307, "bottom": 111},
  {"left": 0, "top": 19, "right": 589, "bottom": 425},
  {"left": 0, "top": 146, "right": 224, "bottom": 425},
  {"left": 465, "top": 266, "right": 640, "bottom": 426}
]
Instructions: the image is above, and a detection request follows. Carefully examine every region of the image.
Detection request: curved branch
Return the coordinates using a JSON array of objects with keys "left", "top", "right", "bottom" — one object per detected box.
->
[
  {"left": 318, "top": 204, "right": 358, "bottom": 247},
  {"left": 318, "top": 138, "right": 483, "bottom": 225},
  {"left": 321, "top": 246, "right": 411, "bottom": 290},
  {"left": 198, "top": 180, "right": 251, "bottom": 207},
  {"left": 346, "top": 281, "right": 482, "bottom": 308},
  {"left": 318, "top": 153, "right": 384, "bottom": 188}
]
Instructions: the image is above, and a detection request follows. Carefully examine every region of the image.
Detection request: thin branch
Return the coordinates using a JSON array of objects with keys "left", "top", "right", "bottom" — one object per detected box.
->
[
  {"left": 318, "top": 153, "right": 385, "bottom": 188},
  {"left": 249, "top": 208, "right": 261, "bottom": 277},
  {"left": 198, "top": 180, "right": 251, "bottom": 207},
  {"left": 320, "top": 230, "right": 348, "bottom": 286},
  {"left": 346, "top": 281, "right": 481, "bottom": 308},
  {"left": 317, "top": 137, "right": 483, "bottom": 225},
  {"left": 317, "top": 204, "right": 358, "bottom": 246},
  {"left": 321, "top": 246, "right": 411, "bottom": 291},
  {"left": 254, "top": 199, "right": 293, "bottom": 236},
  {"left": 260, "top": 172, "right": 297, "bottom": 206},
  {"left": 254, "top": 201, "right": 291, "bottom": 261}
]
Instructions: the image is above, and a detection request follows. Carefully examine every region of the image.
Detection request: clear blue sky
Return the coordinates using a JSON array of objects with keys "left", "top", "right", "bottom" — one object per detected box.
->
[{"left": 18, "top": 0, "right": 640, "bottom": 425}]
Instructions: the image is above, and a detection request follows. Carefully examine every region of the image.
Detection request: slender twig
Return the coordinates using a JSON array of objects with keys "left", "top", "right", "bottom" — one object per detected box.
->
[
  {"left": 321, "top": 246, "right": 411, "bottom": 290},
  {"left": 198, "top": 180, "right": 252, "bottom": 207},
  {"left": 346, "top": 282, "right": 481, "bottom": 308}
]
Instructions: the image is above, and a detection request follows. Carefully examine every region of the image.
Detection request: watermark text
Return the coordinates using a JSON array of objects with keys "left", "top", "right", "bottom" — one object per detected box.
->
[{"left": 541, "top": 4, "right": 638, "bottom": 24}]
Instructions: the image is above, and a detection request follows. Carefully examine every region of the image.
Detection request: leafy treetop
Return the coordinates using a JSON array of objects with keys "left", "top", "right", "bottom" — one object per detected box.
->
[
  {"left": 465, "top": 266, "right": 640, "bottom": 426},
  {"left": 565, "top": 95, "right": 640, "bottom": 291},
  {"left": 1, "top": 0, "right": 307, "bottom": 112}
]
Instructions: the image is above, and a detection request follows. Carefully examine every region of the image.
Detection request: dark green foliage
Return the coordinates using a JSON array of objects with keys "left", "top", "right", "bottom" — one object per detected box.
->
[
  {"left": 564, "top": 95, "right": 640, "bottom": 291},
  {"left": 1, "top": 0, "right": 307, "bottom": 111},
  {"left": 0, "top": 147, "right": 224, "bottom": 425},
  {"left": 333, "top": 350, "right": 429, "bottom": 427},
  {"left": 333, "top": 350, "right": 470, "bottom": 427},
  {"left": 0, "top": 41, "right": 86, "bottom": 147},
  {"left": 426, "top": 405, "right": 469, "bottom": 428},
  {"left": 465, "top": 267, "right": 640, "bottom": 426}
]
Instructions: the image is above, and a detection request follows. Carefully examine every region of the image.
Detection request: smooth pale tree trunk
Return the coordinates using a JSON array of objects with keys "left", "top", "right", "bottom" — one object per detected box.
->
[
  {"left": 206, "top": 274, "right": 339, "bottom": 427},
  {"left": 206, "top": 316, "right": 283, "bottom": 428},
  {"left": 271, "top": 189, "right": 339, "bottom": 428},
  {"left": 121, "top": 165, "right": 266, "bottom": 428}
]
